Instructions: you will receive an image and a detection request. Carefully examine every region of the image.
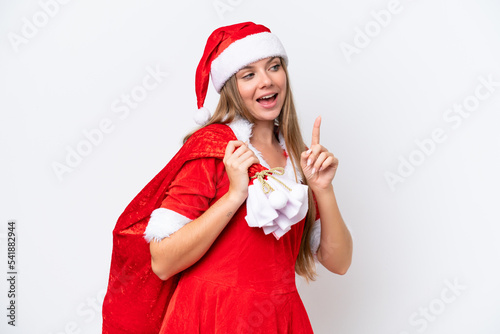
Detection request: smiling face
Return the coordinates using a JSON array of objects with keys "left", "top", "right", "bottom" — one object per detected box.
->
[{"left": 235, "top": 57, "right": 287, "bottom": 124}]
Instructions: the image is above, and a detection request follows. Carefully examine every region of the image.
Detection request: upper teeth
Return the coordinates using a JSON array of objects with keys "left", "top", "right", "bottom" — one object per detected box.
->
[{"left": 260, "top": 94, "right": 275, "bottom": 99}]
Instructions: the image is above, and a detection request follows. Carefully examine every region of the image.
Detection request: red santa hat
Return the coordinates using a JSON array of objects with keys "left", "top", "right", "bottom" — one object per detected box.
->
[{"left": 194, "top": 22, "right": 288, "bottom": 125}]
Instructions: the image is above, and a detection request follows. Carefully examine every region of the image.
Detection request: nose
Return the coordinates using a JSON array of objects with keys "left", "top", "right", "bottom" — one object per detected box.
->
[{"left": 258, "top": 70, "right": 273, "bottom": 88}]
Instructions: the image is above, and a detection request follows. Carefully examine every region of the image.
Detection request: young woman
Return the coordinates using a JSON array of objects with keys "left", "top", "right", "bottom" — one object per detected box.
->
[{"left": 102, "top": 22, "right": 352, "bottom": 334}]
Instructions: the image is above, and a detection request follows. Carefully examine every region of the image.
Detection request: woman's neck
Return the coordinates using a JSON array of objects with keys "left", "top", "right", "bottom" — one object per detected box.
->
[
  {"left": 249, "top": 119, "right": 287, "bottom": 169},
  {"left": 250, "top": 120, "right": 276, "bottom": 146}
]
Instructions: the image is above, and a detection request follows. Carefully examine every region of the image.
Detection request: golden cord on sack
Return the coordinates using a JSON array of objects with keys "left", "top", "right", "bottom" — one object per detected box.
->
[{"left": 251, "top": 167, "right": 292, "bottom": 194}]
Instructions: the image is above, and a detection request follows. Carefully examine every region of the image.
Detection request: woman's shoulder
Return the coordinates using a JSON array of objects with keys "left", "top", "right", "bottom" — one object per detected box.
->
[
  {"left": 181, "top": 123, "right": 236, "bottom": 160},
  {"left": 187, "top": 117, "right": 253, "bottom": 145},
  {"left": 188, "top": 123, "right": 235, "bottom": 142}
]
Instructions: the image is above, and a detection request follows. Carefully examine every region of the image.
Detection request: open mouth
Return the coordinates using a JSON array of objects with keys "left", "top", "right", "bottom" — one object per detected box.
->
[{"left": 256, "top": 93, "right": 277, "bottom": 106}]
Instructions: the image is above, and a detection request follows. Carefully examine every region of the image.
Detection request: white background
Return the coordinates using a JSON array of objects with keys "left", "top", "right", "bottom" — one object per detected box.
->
[{"left": 1, "top": 0, "right": 500, "bottom": 333}]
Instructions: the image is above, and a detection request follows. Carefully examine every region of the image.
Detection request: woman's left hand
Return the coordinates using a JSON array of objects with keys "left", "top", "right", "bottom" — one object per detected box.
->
[{"left": 301, "top": 116, "right": 339, "bottom": 191}]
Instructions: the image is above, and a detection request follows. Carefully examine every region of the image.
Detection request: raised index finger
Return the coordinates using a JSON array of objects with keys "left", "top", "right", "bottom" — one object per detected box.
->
[{"left": 311, "top": 116, "right": 321, "bottom": 146}]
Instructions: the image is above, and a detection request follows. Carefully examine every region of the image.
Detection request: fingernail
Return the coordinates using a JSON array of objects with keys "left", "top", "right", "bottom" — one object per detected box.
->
[
  {"left": 306, "top": 149, "right": 312, "bottom": 155},
  {"left": 307, "top": 158, "right": 312, "bottom": 166},
  {"left": 311, "top": 168, "right": 316, "bottom": 175}
]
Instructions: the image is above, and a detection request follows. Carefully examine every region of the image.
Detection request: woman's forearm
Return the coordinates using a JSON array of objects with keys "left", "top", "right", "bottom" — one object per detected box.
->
[
  {"left": 150, "top": 192, "right": 245, "bottom": 280},
  {"left": 313, "top": 185, "right": 353, "bottom": 275}
]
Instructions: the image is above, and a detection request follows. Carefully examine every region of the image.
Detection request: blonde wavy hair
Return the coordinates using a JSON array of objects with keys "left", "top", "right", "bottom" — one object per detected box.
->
[{"left": 185, "top": 58, "right": 317, "bottom": 281}]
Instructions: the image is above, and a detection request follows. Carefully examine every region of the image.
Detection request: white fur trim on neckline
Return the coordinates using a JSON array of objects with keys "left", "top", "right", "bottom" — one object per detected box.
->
[
  {"left": 227, "top": 117, "right": 253, "bottom": 143},
  {"left": 227, "top": 117, "right": 302, "bottom": 184}
]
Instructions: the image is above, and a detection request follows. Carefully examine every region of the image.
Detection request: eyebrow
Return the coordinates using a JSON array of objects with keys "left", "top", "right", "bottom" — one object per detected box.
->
[{"left": 238, "top": 57, "right": 279, "bottom": 71}]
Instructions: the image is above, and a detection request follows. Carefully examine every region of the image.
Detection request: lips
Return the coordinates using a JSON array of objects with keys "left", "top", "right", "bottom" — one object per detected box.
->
[{"left": 256, "top": 93, "right": 278, "bottom": 107}]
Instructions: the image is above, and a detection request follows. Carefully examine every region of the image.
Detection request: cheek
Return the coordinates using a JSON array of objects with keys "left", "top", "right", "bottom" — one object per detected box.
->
[
  {"left": 237, "top": 82, "right": 254, "bottom": 102},
  {"left": 278, "top": 72, "right": 287, "bottom": 90}
]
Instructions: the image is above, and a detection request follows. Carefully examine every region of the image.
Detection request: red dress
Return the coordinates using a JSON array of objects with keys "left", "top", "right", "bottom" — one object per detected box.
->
[
  {"left": 157, "top": 158, "right": 314, "bottom": 333},
  {"left": 102, "top": 123, "right": 317, "bottom": 333}
]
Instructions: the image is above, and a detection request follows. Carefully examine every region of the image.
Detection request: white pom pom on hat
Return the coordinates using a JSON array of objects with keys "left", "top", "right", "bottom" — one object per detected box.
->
[
  {"left": 194, "top": 22, "right": 288, "bottom": 125},
  {"left": 194, "top": 107, "right": 211, "bottom": 126}
]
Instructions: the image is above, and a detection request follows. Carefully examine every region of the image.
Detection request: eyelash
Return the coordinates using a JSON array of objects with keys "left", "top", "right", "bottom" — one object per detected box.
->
[
  {"left": 241, "top": 63, "right": 280, "bottom": 79},
  {"left": 270, "top": 64, "right": 280, "bottom": 71}
]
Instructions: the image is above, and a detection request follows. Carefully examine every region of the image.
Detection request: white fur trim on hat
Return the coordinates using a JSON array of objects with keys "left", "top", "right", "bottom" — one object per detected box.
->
[
  {"left": 210, "top": 32, "right": 288, "bottom": 92},
  {"left": 144, "top": 208, "right": 192, "bottom": 243}
]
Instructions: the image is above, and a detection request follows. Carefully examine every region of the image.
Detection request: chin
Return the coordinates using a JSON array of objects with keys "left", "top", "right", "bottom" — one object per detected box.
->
[
  {"left": 250, "top": 105, "right": 283, "bottom": 122},
  {"left": 251, "top": 112, "right": 281, "bottom": 123}
]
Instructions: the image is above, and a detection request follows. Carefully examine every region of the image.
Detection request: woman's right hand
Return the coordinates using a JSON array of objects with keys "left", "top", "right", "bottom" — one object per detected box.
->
[
  {"left": 223, "top": 140, "right": 260, "bottom": 202},
  {"left": 151, "top": 142, "right": 259, "bottom": 281}
]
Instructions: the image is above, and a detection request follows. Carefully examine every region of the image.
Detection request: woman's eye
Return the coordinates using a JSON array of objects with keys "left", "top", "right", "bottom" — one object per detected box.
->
[
  {"left": 270, "top": 64, "right": 280, "bottom": 71},
  {"left": 242, "top": 73, "right": 254, "bottom": 79}
]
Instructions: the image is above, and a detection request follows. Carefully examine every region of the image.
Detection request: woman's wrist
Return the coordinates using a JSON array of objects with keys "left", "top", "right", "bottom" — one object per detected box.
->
[
  {"left": 224, "top": 189, "right": 248, "bottom": 208},
  {"left": 309, "top": 183, "right": 334, "bottom": 197}
]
